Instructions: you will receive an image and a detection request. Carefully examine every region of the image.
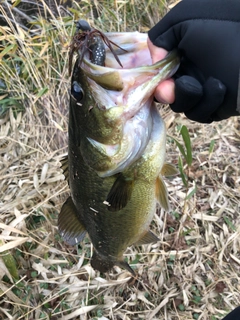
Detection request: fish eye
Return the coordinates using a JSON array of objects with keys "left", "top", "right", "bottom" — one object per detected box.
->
[{"left": 71, "top": 81, "right": 84, "bottom": 102}]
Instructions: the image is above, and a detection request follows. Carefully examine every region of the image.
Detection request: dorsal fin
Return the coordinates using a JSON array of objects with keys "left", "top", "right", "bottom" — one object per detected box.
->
[{"left": 58, "top": 196, "right": 86, "bottom": 246}]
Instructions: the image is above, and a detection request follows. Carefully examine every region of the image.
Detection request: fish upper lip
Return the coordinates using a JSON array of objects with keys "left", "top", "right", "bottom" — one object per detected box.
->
[
  {"left": 82, "top": 48, "right": 179, "bottom": 72},
  {"left": 80, "top": 49, "right": 180, "bottom": 93}
]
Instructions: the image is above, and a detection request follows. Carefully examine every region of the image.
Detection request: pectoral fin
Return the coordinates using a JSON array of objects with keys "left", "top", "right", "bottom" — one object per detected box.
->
[
  {"left": 161, "top": 163, "right": 178, "bottom": 177},
  {"left": 155, "top": 176, "right": 170, "bottom": 211},
  {"left": 135, "top": 230, "right": 160, "bottom": 245},
  {"left": 106, "top": 173, "right": 134, "bottom": 212},
  {"left": 58, "top": 196, "right": 86, "bottom": 246}
]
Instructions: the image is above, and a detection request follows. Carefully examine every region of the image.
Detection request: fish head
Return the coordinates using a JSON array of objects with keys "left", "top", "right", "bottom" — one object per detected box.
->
[{"left": 69, "top": 31, "right": 179, "bottom": 176}]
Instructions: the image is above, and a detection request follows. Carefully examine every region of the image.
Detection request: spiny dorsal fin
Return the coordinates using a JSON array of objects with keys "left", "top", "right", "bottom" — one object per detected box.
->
[
  {"left": 60, "top": 155, "right": 69, "bottom": 182},
  {"left": 106, "top": 173, "right": 134, "bottom": 212},
  {"left": 155, "top": 175, "right": 170, "bottom": 211},
  {"left": 58, "top": 196, "right": 86, "bottom": 246},
  {"left": 135, "top": 230, "right": 160, "bottom": 245},
  {"left": 161, "top": 163, "right": 178, "bottom": 177}
]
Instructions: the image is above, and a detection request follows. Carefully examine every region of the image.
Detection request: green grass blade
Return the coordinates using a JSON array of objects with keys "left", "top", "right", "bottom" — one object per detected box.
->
[
  {"left": 170, "top": 136, "right": 187, "bottom": 162},
  {"left": 180, "top": 125, "right": 192, "bottom": 166},
  {"left": 186, "top": 186, "right": 197, "bottom": 200},
  {"left": 209, "top": 139, "right": 215, "bottom": 154},
  {"left": 178, "top": 155, "right": 187, "bottom": 187}
]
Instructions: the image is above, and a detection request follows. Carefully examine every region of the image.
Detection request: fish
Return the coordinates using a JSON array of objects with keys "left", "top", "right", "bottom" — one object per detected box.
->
[{"left": 59, "top": 21, "right": 179, "bottom": 275}]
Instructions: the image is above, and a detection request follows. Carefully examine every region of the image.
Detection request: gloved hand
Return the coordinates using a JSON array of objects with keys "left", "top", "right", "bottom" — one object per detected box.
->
[
  {"left": 148, "top": 0, "right": 240, "bottom": 123},
  {"left": 222, "top": 306, "right": 240, "bottom": 320}
]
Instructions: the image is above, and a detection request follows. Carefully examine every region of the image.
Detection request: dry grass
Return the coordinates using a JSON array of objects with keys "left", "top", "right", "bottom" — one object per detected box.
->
[{"left": 0, "top": 1, "right": 240, "bottom": 319}]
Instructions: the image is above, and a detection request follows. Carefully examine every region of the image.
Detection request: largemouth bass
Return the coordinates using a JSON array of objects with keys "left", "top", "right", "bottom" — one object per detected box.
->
[{"left": 59, "top": 21, "right": 179, "bottom": 275}]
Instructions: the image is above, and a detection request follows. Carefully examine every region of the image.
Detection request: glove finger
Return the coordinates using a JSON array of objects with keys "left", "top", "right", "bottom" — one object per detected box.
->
[
  {"left": 170, "top": 75, "right": 203, "bottom": 113},
  {"left": 185, "top": 77, "right": 226, "bottom": 123},
  {"left": 148, "top": 0, "right": 240, "bottom": 51}
]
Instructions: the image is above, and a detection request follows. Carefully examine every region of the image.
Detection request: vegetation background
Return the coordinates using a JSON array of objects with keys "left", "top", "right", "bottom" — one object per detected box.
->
[{"left": 0, "top": 0, "right": 240, "bottom": 319}]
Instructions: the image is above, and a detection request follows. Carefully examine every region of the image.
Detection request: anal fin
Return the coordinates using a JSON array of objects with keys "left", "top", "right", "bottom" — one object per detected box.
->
[
  {"left": 155, "top": 175, "right": 170, "bottom": 211},
  {"left": 106, "top": 173, "right": 133, "bottom": 212},
  {"left": 58, "top": 196, "right": 86, "bottom": 246},
  {"left": 135, "top": 230, "right": 159, "bottom": 245}
]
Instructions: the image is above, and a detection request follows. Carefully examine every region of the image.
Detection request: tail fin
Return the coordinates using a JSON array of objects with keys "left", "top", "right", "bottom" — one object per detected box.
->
[{"left": 91, "top": 251, "right": 135, "bottom": 276}]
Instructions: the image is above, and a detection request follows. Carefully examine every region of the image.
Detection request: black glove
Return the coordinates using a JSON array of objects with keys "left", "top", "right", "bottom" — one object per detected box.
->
[
  {"left": 222, "top": 306, "right": 240, "bottom": 320},
  {"left": 148, "top": 0, "right": 240, "bottom": 123}
]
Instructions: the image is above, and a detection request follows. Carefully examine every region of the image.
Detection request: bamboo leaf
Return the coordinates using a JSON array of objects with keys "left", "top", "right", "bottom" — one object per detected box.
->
[
  {"left": 0, "top": 44, "right": 18, "bottom": 59},
  {"left": 0, "top": 240, "right": 19, "bottom": 280},
  {"left": 37, "top": 87, "right": 48, "bottom": 98},
  {"left": 12, "top": 0, "right": 22, "bottom": 7},
  {"left": 170, "top": 136, "right": 187, "bottom": 162},
  {"left": 209, "top": 139, "right": 215, "bottom": 154},
  {"left": 180, "top": 125, "right": 192, "bottom": 166},
  {"left": 178, "top": 156, "right": 187, "bottom": 187},
  {"left": 186, "top": 186, "right": 197, "bottom": 200}
]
